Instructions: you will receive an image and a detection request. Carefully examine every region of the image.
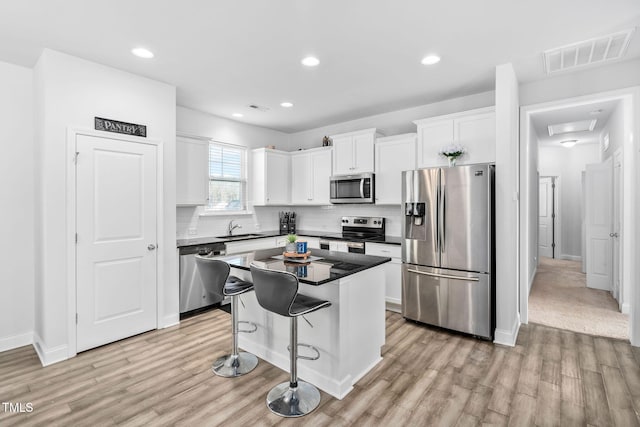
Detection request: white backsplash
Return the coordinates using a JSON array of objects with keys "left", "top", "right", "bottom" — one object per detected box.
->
[{"left": 177, "top": 204, "right": 402, "bottom": 239}]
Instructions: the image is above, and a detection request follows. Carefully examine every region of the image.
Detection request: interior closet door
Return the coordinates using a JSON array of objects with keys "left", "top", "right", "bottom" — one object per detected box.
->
[{"left": 76, "top": 133, "right": 158, "bottom": 352}]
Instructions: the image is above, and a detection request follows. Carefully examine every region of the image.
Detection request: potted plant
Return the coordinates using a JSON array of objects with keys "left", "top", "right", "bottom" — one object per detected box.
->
[
  {"left": 439, "top": 144, "right": 465, "bottom": 167},
  {"left": 285, "top": 234, "right": 297, "bottom": 253}
]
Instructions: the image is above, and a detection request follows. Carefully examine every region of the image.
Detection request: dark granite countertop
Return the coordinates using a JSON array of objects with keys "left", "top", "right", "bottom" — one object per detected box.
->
[
  {"left": 177, "top": 230, "right": 401, "bottom": 247},
  {"left": 207, "top": 247, "right": 391, "bottom": 285}
]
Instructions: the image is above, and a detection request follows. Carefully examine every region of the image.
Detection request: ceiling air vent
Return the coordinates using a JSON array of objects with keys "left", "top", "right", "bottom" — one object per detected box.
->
[
  {"left": 543, "top": 28, "right": 635, "bottom": 75},
  {"left": 548, "top": 119, "right": 597, "bottom": 136}
]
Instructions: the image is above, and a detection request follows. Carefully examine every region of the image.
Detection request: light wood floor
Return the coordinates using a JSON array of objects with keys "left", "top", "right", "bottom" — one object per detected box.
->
[{"left": 2, "top": 309, "right": 640, "bottom": 426}]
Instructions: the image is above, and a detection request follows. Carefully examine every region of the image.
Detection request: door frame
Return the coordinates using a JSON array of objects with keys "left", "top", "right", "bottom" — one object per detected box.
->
[
  {"left": 518, "top": 87, "right": 638, "bottom": 346},
  {"left": 612, "top": 147, "right": 626, "bottom": 312},
  {"left": 65, "top": 127, "right": 164, "bottom": 358}
]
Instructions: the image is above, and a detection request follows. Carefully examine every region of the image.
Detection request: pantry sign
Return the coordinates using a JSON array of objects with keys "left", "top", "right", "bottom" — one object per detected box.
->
[{"left": 94, "top": 117, "right": 147, "bottom": 137}]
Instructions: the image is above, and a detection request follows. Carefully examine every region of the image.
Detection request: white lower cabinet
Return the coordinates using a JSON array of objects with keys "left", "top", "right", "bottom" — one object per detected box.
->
[
  {"left": 296, "top": 236, "right": 320, "bottom": 249},
  {"left": 365, "top": 242, "right": 402, "bottom": 312},
  {"left": 225, "top": 237, "right": 281, "bottom": 254}
]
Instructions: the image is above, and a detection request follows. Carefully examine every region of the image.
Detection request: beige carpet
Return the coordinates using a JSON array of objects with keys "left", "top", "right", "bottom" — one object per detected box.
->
[{"left": 528, "top": 257, "right": 629, "bottom": 340}]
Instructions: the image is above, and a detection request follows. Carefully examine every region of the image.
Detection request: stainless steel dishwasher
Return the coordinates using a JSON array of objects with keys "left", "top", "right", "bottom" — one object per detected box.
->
[{"left": 179, "top": 242, "right": 227, "bottom": 315}]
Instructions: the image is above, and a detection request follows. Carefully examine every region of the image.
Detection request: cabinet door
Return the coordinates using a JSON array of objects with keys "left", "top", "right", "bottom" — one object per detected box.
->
[
  {"left": 290, "top": 153, "right": 311, "bottom": 204},
  {"left": 176, "top": 138, "right": 208, "bottom": 205},
  {"left": 225, "top": 237, "right": 278, "bottom": 254},
  {"left": 352, "top": 133, "right": 374, "bottom": 173},
  {"left": 265, "top": 151, "right": 290, "bottom": 204},
  {"left": 416, "top": 121, "right": 453, "bottom": 168},
  {"left": 311, "top": 149, "right": 332, "bottom": 204},
  {"left": 454, "top": 112, "right": 496, "bottom": 164},
  {"left": 374, "top": 136, "right": 416, "bottom": 204},
  {"left": 332, "top": 136, "right": 353, "bottom": 175}
]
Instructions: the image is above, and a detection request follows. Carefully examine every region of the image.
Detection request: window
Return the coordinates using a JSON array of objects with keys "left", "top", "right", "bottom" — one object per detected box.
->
[{"left": 207, "top": 142, "right": 247, "bottom": 212}]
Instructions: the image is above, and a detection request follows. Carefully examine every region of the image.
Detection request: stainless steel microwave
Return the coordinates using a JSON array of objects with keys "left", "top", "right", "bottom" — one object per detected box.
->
[{"left": 330, "top": 173, "right": 375, "bottom": 204}]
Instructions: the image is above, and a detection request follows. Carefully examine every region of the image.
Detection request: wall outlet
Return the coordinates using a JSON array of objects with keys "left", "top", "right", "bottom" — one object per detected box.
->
[{"left": 188, "top": 227, "right": 197, "bottom": 235}]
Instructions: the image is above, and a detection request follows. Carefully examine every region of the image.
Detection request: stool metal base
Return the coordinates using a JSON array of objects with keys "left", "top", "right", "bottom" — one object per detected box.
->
[
  {"left": 212, "top": 352, "right": 258, "bottom": 377},
  {"left": 266, "top": 381, "right": 321, "bottom": 417}
]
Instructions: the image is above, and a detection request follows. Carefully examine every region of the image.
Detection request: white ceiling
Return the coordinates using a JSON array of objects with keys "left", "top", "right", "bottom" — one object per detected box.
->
[
  {"left": 1, "top": 1, "right": 639, "bottom": 133},
  {"left": 531, "top": 99, "right": 620, "bottom": 147}
]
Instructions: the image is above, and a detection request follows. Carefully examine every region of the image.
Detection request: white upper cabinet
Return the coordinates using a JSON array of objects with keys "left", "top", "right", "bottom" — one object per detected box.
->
[
  {"left": 251, "top": 148, "right": 290, "bottom": 206},
  {"left": 291, "top": 147, "right": 332, "bottom": 205},
  {"left": 413, "top": 107, "right": 495, "bottom": 168},
  {"left": 331, "top": 128, "right": 381, "bottom": 175},
  {"left": 374, "top": 134, "right": 417, "bottom": 204},
  {"left": 176, "top": 136, "right": 208, "bottom": 206}
]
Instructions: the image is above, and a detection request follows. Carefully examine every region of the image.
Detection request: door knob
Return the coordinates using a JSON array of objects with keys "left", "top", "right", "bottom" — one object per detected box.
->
[
  {"left": 147, "top": 244, "right": 157, "bottom": 250},
  {"left": 609, "top": 233, "right": 619, "bottom": 238}
]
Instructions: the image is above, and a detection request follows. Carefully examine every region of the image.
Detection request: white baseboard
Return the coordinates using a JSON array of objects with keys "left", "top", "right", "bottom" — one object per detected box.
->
[
  {"left": 0, "top": 331, "right": 33, "bottom": 352},
  {"left": 528, "top": 265, "right": 537, "bottom": 295},
  {"left": 385, "top": 298, "right": 401, "bottom": 313},
  {"left": 494, "top": 313, "right": 521, "bottom": 347},
  {"left": 33, "top": 332, "right": 69, "bottom": 367},
  {"left": 161, "top": 313, "right": 180, "bottom": 329},
  {"left": 559, "top": 254, "right": 582, "bottom": 262},
  {"left": 622, "top": 302, "right": 631, "bottom": 315}
]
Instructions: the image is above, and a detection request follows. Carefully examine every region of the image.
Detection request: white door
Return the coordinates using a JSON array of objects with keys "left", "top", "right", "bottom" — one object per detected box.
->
[
  {"left": 76, "top": 134, "right": 158, "bottom": 352},
  {"left": 612, "top": 150, "right": 623, "bottom": 305},
  {"left": 538, "top": 177, "right": 555, "bottom": 258},
  {"left": 585, "top": 158, "right": 613, "bottom": 291}
]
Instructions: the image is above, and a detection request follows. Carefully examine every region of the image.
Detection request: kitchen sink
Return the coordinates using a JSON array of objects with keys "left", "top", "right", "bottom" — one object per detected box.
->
[{"left": 217, "top": 233, "right": 264, "bottom": 241}]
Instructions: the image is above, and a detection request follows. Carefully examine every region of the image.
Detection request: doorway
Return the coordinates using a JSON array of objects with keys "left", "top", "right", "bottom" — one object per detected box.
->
[
  {"left": 538, "top": 176, "right": 557, "bottom": 259},
  {"left": 68, "top": 130, "right": 161, "bottom": 354},
  {"left": 520, "top": 92, "right": 633, "bottom": 341}
]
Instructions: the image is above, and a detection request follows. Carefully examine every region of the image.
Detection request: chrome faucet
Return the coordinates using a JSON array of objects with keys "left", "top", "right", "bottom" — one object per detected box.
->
[{"left": 228, "top": 220, "right": 242, "bottom": 236}]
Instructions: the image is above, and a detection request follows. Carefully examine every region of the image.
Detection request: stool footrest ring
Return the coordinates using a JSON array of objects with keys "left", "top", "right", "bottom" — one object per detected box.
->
[
  {"left": 238, "top": 320, "right": 258, "bottom": 333},
  {"left": 287, "top": 343, "right": 320, "bottom": 361}
]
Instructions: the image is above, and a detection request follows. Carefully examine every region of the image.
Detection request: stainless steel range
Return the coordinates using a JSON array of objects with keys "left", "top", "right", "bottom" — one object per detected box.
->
[{"left": 319, "top": 216, "right": 385, "bottom": 253}]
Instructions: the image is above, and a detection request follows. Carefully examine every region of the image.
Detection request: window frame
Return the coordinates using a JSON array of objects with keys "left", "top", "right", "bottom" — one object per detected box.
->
[{"left": 204, "top": 140, "right": 249, "bottom": 214}]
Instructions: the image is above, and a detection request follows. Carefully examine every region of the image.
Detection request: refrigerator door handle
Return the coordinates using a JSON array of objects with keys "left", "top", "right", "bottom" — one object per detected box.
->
[
  {"left": 439, "top": 183, "right": 446, "bottom": 252},
  {"left": 406, "top": 268, "right": 480, "bottom": 282}
]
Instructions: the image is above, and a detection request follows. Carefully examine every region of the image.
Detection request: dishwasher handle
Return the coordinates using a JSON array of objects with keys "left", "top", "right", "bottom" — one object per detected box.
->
[{"left": 407, "top": 268, "right": 479, "bottom": 282}]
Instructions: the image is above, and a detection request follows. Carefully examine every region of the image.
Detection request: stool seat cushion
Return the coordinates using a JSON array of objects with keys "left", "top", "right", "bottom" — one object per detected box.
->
[
  {"left": 224, "top": 276, "right": 254, "bottom": 296},
  {"left": 290, "top": 293, "right": 331, "bottom": 317}
]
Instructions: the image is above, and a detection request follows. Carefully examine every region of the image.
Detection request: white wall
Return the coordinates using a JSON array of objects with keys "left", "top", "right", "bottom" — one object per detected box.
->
[
  {"left": 0, "top": 61, "right": 34, "bottom": 351},
  {"left": 520, "top": 58, "right": 640, "bottom": 106},
  {"left": 288, "top": 91, "right": 495, "bottom": 150},
  {"left": 33, "top": 50, "right": 177, "bottom": 365},
  {"left": 494, "top": 63, "right": 520, "bottom": 346},
  {"left": 176, "top": 93, "right": 495, "bottom": 240},
  {"left": 176, "top": 106, "right": 290, "bottom": 238},
  {"left": 539, "top": 144, "right": 601, "bottom": 259},
  {"left": 600, "top": 101, "right": 625, "bottom": 160}
]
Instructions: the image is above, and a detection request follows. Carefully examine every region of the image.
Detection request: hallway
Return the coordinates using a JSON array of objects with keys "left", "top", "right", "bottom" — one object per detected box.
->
[{"left": 529, "top": 257, "right": 629, "bottom": 340}]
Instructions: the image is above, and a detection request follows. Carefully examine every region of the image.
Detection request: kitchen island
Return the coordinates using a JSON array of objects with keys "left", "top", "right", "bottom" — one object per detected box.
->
[{"left": 212, "top": 248, "right": 390, "bottom": 399}]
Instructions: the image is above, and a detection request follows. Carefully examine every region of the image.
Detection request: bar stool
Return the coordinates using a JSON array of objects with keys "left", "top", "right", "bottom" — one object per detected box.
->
[
  {"left": 249, "top": 263, "right": 331, "bottom": 417},
  {"left": 196, "top": 256, "right": 258, "bottom": 377}
]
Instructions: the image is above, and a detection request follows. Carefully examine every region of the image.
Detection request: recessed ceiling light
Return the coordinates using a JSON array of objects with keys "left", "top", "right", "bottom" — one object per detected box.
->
[
  {"left": 131, "top": 47, "right": 154, "bottom": 59},
  {"left": 301, "top": 56, "right": 320, "bottom": 67},
  {"left": 232, "top": 113, "right": 243, "bottom": 118},
  {"left": 590, "top": 109, "right": 603, "bottom": 115},
  {"left": 421, "top": 55, "right": 441, "bottom": 65},
  {"left": 280, "top": 102, "right": 293, "bottom": 108},
  {"left": 560, "top": 139, "right": 578, "bottom": 148}
]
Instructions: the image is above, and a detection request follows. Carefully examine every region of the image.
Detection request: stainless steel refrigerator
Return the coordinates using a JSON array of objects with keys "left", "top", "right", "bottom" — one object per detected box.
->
[{"left": 401, "top": 164, "right": 495, "bottom": 339}]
